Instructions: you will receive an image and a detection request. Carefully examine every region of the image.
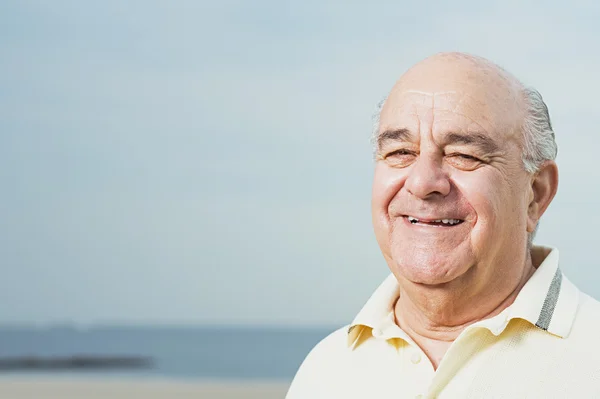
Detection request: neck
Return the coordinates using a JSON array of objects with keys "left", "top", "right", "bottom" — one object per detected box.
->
[{"left": 393, "top": 253, "right": 536, "bottom": 369}]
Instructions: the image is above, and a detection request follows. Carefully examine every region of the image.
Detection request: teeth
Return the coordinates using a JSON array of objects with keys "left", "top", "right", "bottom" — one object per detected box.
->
[
  {"left": 442, "top": 219, "right": 462, "bottom": 225},
  {"left": 407, "top": 216, "right": 462, "bottom": 225}
]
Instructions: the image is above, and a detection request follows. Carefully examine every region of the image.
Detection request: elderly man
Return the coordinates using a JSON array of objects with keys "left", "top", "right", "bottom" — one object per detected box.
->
[{"left": 286, "top": 53, "right": 600, "bottom": 398}]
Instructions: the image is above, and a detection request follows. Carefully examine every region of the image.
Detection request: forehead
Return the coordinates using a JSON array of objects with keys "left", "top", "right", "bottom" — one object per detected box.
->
[
  {"left": 379, "top": 61, "right": 525, "bottom": 142},
  {"left": 380, "top": 90, "right": 520, "bottom": 143}
]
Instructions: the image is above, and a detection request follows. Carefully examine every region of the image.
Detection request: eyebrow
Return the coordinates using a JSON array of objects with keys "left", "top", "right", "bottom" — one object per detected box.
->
[
  {"left": 376, "top": 128, "right": 416, "bottom": 148},
  {"left": 376, "top": 129, "right": 500, "bottom": 154},
  {"left": 443, "top": 132, "right": 500, "bottom": 154}
]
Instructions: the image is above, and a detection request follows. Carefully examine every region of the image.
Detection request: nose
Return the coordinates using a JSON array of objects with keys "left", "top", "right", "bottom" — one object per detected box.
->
[{"left": 404, "top": 155, "right": 451, "bottom": 199}]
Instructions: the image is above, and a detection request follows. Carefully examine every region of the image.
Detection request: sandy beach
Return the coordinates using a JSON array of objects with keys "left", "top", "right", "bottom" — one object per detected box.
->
[{"left": 0, "top": 377, "right": 289, "bottom": 399}]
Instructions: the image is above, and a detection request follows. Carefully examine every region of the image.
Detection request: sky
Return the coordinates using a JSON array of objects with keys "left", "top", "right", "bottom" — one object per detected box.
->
[{"left": 1, "top": 0, "right": 600, "bottom": 326}]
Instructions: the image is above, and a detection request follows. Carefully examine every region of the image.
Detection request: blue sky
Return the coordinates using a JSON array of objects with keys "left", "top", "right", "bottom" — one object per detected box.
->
[{"left": 1, "top": 0, "right": 600, "bottom": 326}]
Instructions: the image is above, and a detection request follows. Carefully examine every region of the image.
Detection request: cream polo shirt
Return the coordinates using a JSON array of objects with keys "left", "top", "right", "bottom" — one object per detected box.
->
[{"left": 286, "top": 247, "right": 600, "bottom": 398}]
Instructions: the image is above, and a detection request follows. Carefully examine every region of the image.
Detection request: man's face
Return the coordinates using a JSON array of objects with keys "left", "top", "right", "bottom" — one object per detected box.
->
[{"left": 372, "top": 63, "right": 534, "bottom": 289}]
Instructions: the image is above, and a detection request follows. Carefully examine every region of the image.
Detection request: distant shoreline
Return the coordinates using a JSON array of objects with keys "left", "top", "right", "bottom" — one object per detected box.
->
[
  {"left": 0, "top": 355, "right": 153, "bottom": 371},
  {"left": 0, "top": 325, "right": 328, "bottom": 380}
]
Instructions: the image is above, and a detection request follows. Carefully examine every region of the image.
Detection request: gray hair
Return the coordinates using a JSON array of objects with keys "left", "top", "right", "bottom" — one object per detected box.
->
[
  {"left": 521, "top": 87, "right": 558, "bottom": 173},
  {"left": 370, "top": 97, "right": 387, "bottom": 158},
  {"left": 521, "top": 88, "right": 557, "bottom": 247},
  {"left": 371, "top": 87, "right": 558, "bottom": 246}
]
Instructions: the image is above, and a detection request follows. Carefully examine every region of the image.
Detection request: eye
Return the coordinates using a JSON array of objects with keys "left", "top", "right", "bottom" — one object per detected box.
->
[
  {"left": 381, "top": 149, "right": 417, "bottom": 168},
  {"left": 446, "top": 153, "right": 483, "bottom": 170}
]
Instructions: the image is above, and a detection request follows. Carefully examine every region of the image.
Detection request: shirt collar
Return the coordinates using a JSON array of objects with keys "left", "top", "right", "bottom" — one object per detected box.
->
[
  {"left": 347, "top": 273, "right": 400, "bottom": 346},
  {"left": 494, "top": 246, "right": 579, "bottom": 338},
  {"left": 347, "top": 246, "right": 579, "bottom": 348}
]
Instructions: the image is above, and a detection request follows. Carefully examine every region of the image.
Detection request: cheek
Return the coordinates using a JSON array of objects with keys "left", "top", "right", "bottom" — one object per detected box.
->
[
  {"left": 372, "top": 164, "right": 406, "bottom": 235},
  {"left": 452, "top": 170, "right": 526, "bottom": 240}
]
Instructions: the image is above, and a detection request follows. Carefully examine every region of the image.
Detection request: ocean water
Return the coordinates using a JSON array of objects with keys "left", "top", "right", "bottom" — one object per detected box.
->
[{"left": 0, "top": 326, "right": 336, "bottom": 380}]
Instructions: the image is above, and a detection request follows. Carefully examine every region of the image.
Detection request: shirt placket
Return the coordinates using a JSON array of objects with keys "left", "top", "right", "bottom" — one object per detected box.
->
[{"left": 375, "top": 314, "right": 436, "bottom": 399}]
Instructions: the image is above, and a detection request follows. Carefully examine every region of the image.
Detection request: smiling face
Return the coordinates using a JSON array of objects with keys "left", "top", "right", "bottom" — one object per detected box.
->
[{"left": 372, "top": 55, "right": 535, "bottom": 292}]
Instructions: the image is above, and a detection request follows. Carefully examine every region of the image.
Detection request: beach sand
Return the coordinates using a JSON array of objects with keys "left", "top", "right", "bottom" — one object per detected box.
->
[{"left": 0, "top": 377, "right": 289, "bottom": 399}]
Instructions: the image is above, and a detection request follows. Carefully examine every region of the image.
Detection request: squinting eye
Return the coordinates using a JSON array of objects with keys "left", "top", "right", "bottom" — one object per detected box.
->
[
  {"left": 381, "top": 149, "right": 416, "bottom": 167},
  {"left": 446, "top": 153, "right": 483, "bottom": 170},
  {"left": 457, "top": 154, "right": 478, "bottom": 161}
]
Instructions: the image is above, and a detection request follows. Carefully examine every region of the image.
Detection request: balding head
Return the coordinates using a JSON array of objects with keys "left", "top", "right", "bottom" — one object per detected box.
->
[
  {"left": 395, "top": 52, "right": 523, "bottom": 99},
  {"left": 373, "top": 52, "right": 556, "bottom": 173}
]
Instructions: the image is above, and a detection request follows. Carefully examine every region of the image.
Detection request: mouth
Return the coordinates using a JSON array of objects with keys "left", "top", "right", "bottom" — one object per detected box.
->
[{"left": 404, "top": 215, "right": 464, "bottom": 227}]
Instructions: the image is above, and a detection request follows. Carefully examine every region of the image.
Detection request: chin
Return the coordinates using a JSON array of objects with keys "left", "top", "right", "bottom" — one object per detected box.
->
[{"left": 389, "top": 243, "right": 474, "bottom": 286}]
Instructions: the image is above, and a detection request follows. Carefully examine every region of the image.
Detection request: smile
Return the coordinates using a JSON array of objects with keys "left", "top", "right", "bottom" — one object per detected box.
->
[{"left": 406, "top": 216, "right": 464, "bottom": 226}]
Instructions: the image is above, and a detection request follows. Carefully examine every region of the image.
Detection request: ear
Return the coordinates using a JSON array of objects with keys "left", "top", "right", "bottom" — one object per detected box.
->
[{"left": 527, "top": 161, "right": 559, "bottom": 233}]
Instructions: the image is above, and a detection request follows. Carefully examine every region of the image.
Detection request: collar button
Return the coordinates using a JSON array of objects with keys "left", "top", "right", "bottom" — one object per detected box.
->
[{"left": 410, "top": 351, "right": 422, "bottom": 364}]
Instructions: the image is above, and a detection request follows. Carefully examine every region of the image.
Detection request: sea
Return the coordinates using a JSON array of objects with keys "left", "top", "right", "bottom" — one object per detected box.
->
[{"left": 0, "top": 326, "right": 337, "bottom": 381}]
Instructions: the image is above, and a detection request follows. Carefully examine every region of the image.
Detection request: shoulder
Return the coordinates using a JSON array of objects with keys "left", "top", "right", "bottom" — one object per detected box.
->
[
  {"left": 292, "top": 325, "right": 351, "bottom": 373},
  {"left": 571, "top": 292, "right": 600, "bottom": 334},
  {"left": 577, "top": 291, "right": 600, "bottom": 313},
  {"left": 307, "top": 325, "right": 351, "bottom": 355},
  {"left": 559, "top": 291, "right": 600, "bottom": 365},
  {"left": 286, "top": 325, "right": 351, "bottom": 399}
]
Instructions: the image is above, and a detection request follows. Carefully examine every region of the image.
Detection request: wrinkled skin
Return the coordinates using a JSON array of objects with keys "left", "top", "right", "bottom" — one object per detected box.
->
[{"left": 371, "top": 53, "right": 558, "bottom": 362}]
